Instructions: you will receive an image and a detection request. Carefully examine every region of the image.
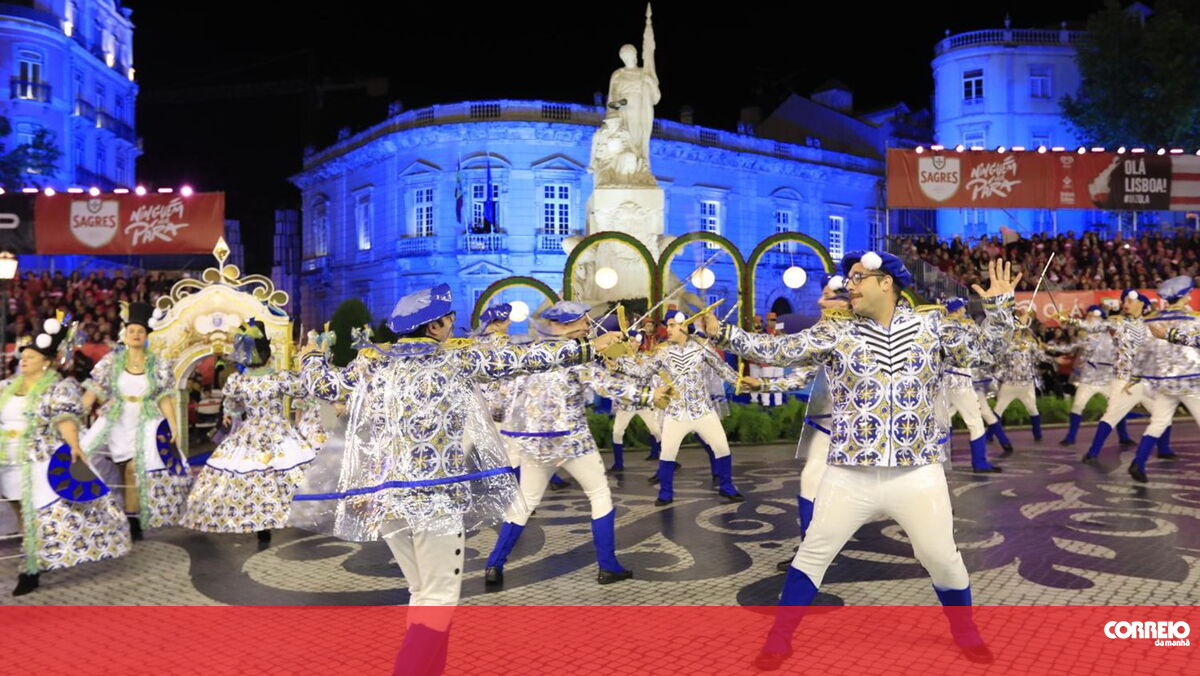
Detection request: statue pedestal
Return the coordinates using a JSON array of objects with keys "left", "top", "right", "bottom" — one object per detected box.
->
[{"left": 586, "top": 186, "right": 665, "bottom": 254}]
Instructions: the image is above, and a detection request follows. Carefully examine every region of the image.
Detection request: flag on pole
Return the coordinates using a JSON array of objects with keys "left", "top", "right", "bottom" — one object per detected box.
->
[
  {"left": 483, "top": 156, "right": 497, "bottom": 232},
  {"left": 454, "top": 157, "right": 464, "bottom": 224}
]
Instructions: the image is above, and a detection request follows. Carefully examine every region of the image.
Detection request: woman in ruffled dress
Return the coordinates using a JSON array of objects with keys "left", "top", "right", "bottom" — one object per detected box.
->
[
  {"left": 182, "top": 319, "right": 315, "bottom": 546},
  {"left": 81, "top": 302, "right": 189, "bottom": 540},
  {"left": 1, "top": 317, "right": 131, "bottom": 596}
]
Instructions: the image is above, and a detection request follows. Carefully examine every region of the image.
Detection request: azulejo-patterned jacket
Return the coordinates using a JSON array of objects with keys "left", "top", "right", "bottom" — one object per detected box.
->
[
  {"left": 1135, "top": 307, "right": 1200, "bottom": 396},
  {"left": 715, "top": 295, "right": 1014, "bottom": 467},
  {"left": 996, "top": 329, "right": 1053, "bottom": 388},
  {"left": 505, "top": 355, "right": 651, "bottom": 464},
  {"left": 1112, "top": 315, "right": 1149, "bottom": 383},
  {"left": 615, "top": 340, "right": 739, "bottom": 421},
  {"left": 1062, "top": 317, "right": 1117, "bottom": 386}
]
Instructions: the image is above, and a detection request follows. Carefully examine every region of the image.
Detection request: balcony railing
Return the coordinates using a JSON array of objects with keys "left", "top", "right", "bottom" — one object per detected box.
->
[
  {"left": 935, "top": 28, "right": 1084, "bottom": 56},
  {"left": 537, "top": 233, "right": 568, "bottom": 253},
  {"left": 73, "top": 98, "right": 97, "bottom": 122},
  {"left": 10, "top": 79, "right": 50, "bottom": 103},
  {"left": 396, "top": 236, "right": 435, "bottom": 256},
  {"left": 459, "top": 233, "right": 507, "bottom": 253},
  {"left": 96, "top": 111, "right": 136, "bottom": 143}
]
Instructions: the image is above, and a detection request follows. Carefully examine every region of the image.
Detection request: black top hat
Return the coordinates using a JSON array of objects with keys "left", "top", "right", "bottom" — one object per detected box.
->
[
  {"left": 23, "top": 316, "right": 69, "bottom": 361},
  {"left": 126, "top": 302, "right": 155, "bottom": 331}
]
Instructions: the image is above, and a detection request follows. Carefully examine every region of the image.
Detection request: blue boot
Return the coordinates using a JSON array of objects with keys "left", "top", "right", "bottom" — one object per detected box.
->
[
  {"left": 700, "top": 439, "right": 719, "bottom": 485},
  {"left": 970, "top": 435, "right": 1001, "bottom": 473},
  {"left": 610, "top": 442, "right": 625, "bottom": 471},
  {"left": 1129, "top": 435, "right": 1156, "bottom": 483},
  {"left": 646, "top": 437, "right": 661, "bottom": 460},
  {"left": 797, "top": 497, "right": 814, "bottom": 541},
  {"left": 392, "top": 622, "right": 451, "bottom": 676},
  {"left": 1158, "top": 426, "right": 1177, "bottom": 458},
  {"left": 755, "top": 567, "right": 819, "bottom": 668},
  {"left": 548, "top": 473, "right": 570, "bottom": 491},
  {"left": 713, "top": 455, "right": 743, "bottom": 502},
  {"left": 591, "top": 509, "right": 633, "bottom": 584},
  {"left": 1083, "top": 421, "right": 1112, "bottom": 462},
  {"left": 484, "top": 521, "right": 526, "bottom": 588},
  {"left": 655, "top": 460, "right": 676, "bottom": 506},
  {"left": 934, "top": 585, "right": 993, "bottom": 663},
  {"left": 1117, "top": 418, "right": 1135, "bottom": 446},
  {"left": 989, "top": 422, "right": 1014, "bottom": 456},
  {"left": 1060, "top": 412, "right": 1082, "bottom": 446},
  {"left": 1030, "top": 414, "right": 1043, "bottom": 441}
]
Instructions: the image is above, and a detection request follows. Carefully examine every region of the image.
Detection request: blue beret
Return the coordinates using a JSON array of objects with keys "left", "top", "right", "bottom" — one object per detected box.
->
[
  {"left": 944, "top": 297, "right": 968, "bottom": 313},
  {"left": 841, "top": 250, "right": 914, "bottom": 290},
  {"left": 387, "top": 283, "right": 454, "bottom": 334},
  {"left": 480, "top": 303, "right": 512, "bottom": 325},
  {"left": 541, "top": 300, "right": 591, "bottom": 323},
  {"left": 1122, "top": 289, "right": 1152, "bottom": 314},
  {"left": 1158, "top": 276, "right": 1195, "bottom": 302},
  {"left": 1085, "top": 304, "right": 1106, "bottom": 317}
]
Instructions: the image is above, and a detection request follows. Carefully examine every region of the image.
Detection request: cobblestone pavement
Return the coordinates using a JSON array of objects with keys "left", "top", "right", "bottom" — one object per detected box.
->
[{"left": 3, "top": 422, "right": 1198, "bottom": 606}]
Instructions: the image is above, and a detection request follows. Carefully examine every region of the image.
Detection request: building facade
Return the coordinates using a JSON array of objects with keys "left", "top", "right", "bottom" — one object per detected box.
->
[
  {"left": 290, "top": 96, "right": 922, "bottom": 330},
  {"left": 0, "top": 0, "right": 138, "bottom": 190}
]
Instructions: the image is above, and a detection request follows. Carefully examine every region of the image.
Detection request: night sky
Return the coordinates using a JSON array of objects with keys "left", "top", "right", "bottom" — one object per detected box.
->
[{"left": 123, "top": 0, "right": 1104, "bottom": 274}]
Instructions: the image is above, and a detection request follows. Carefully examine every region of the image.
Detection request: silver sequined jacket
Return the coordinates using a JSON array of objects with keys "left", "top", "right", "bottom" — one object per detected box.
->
[
  {"left": 615, "top": 340, "right": 740, "bottom": 421},
  {"left": 1135, "top": 308, "right": 1200, "bottom": 396},
  {"left": 715, "top": 295, "right": 1014, "bottom": 467}
]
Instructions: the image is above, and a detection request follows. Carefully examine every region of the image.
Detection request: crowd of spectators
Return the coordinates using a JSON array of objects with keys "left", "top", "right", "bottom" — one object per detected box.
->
[
  {"left": 893, "top": 230, "right": 1200, "bottom": 292},
  {"left": 2, "top": 269, "right": 182, "bottom": 347}
]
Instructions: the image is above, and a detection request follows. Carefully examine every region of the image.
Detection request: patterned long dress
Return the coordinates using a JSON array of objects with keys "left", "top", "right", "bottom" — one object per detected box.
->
[
  {"left": 82, "top": 349, "right": 193, "bottom": 528},
  {"left": 0, "top": 372, "right": 131, "bottom": 574},
  {"left": 182, "top": 367, "right": 315, "bottom": 532}
]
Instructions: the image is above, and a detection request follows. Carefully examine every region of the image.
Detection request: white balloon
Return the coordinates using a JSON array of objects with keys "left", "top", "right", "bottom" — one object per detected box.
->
[
  {"left": 783, "top": 266, "right": 808, "bottom": 289},
  {"left": 595, "top": 267, "right": 619, "bottom": 290},
  {"left": 691, "top": 267, "right": 716, "bottom": 290},
  {"left": 509, "top": 301, "right": 530, "bottom": 323}
]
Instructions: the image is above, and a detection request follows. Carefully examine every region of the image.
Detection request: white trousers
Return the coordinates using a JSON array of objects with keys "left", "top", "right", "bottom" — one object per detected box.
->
[
  {"left": 1099, "top": 381, "right": 1158, "bottom": 426},
  {"left": 994, "top": 382, "right": 1039, "bottom": 417},
  {"left": 974, "top": 391, "right": 999, "bottom": 426},
  {"left": 612, "top": 409, "right": 661, "bottom": 444},
  {"left": 381, "top": 519, "right": 465, "bottom": 613},
  {"left": 798, "top": 427, "right": 831, "bottom": 501},
  {"left": 1070, "top": 383, "right": 1110, "bottom": 415},
  {"left": 947, "top": 386, "right": 987, "bottom": 439},
  {"left": 752, "top": 365, "right": 784, "bottom": 406},
  {"left": 506, "top": 452, "right": 612, "bottom": 526},
  {"left": 660, "top": 412, "right": 731, "bottom": 462},
  {"left": 1145, "top": 393, "right": 1200, "bottom": 437},
  {"left": 790, "top": 464, "right": 969, "bottom": 590}
]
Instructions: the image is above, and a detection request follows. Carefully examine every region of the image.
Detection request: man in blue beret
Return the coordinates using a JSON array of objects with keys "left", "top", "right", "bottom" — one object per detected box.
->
[
  {"left": 701, "top": 252, "right": 1020, "bottom": 667},
  {"left": 299, "top": 284, "right": 623, "bottom": 669},
  {"left": 1056, "top": 305, "right": 1137, "bottom": 448},
  {"left": 1081, "top": 289, "right": 1162, "bottom": 464},
  {"left": 1125, "top": 276, "right": 1200, "bottom": 481}
]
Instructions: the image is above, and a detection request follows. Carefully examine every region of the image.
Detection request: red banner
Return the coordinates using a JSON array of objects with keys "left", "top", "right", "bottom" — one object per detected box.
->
[
  {"left": 887, "top": 148, "right": 1200, "bottom": 211},
  {"left": 0, "top": 606, "right": 1194, "bottom": 675},
  {"left": 1016, "top": 289, "right": 1200, "bottom": 326},
  {"left": 34, "top": 192, "right": 225, "bottom": 254}
]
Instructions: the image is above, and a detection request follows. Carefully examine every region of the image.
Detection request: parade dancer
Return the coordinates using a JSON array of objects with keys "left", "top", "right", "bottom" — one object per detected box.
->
[
  {"left": 81, "top": 302, "right": 190, "bottom": 539},
  {"left": 298, "top": 284, "right": 620, "bottom": 671},
  {"left": 975, "top": 354, "right": 1016, "bottom": 455},
  {"left": 1082, "top": 290, "right": 1157, "bottom": 463},
  {"left": 475, "top": 303, "right": 572, "bottom": 489},
  {"left": 1057, "top": 305, "right": 1122, "bottom": 446},
  {"left": 182, "top": 320, "right": 315, "bottom": 546},
  {"left": 484, "top": 301, "right": 668, "bottom": 589},
  {"left": 942, "top": 298, "right": 1002, "bottom": 472},
  {"left": 609, "top": 350, "right": 663, "bottom": 472},
  {"left": 992, "top": 311, "right": 1052, "bottom": 444},
  {"left": 1, "top": 317, "right": 131, "bottom": 596},
  {"left": 1127, "top": 276, "right": 1200, "bottom": 482},
  {"left": 617, "top": 311, "right": 756, "bottom": 506},
  {"left": 700, "top": 253, "right": 1018, "bottom": 668}
]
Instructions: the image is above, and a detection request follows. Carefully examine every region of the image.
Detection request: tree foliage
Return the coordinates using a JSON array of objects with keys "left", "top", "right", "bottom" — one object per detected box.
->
[
  {"left": 0, "top": 116, "right": 61, "bottom": 188},
  {"left": 1062, "top": 0, "right": 1200, "bottom": 147},
  {"left": 328, "top": 299, "right": 373, "bottom": 367}
]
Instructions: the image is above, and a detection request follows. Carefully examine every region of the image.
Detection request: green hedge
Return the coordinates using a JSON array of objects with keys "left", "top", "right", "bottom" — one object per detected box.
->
[
  {"left": 591, "top": 398, "right": 810, "bottom": 446},
  {"left": 950, "top": 394, "right": 1112, "bottom": 429}
]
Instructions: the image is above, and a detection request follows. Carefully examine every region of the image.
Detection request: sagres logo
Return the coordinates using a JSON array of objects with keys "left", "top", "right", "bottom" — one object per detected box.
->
[
  {"left": 1105, "top": 621, "right": 1191, "bottom": 647},
  {"left": 917, "top": 155, "right": 960, "bottom": 202},
  {"left": 69, "top": 198, "right": 119, "bottom": 248}
]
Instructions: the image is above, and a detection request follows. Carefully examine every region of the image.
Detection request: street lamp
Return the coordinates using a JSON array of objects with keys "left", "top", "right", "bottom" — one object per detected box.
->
[{"left": 0, "top": 252, "right": 18, "bottom": 378}]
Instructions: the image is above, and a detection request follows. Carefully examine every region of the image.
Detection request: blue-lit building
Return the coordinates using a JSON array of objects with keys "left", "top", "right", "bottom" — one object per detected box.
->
[
  {"left": 290, "top": 90, "right": 929, "bottom": 330},
  {"left": 0, "top": 0, "right": 138, "bottom": 190},
  {"left": 930, "top": 18, "right": 1180, "bottom": 238}
]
